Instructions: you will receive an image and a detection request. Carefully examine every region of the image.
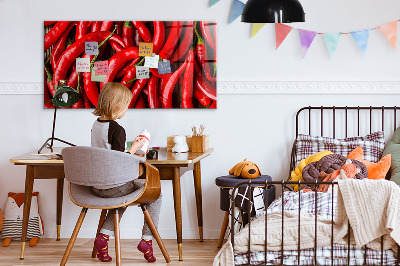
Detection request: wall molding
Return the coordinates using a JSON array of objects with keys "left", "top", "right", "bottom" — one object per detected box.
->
[{"left": 1, "top": 81, "right": 400, "bottom": 95}]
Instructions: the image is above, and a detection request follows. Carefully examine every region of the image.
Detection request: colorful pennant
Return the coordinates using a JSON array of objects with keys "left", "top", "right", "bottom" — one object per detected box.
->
[
  {"left": 323, "top": 33, "right": 341, "bottom": 58},
  {"left": 209, "top": 0, "right": 220, "bottom": 7},
  {"left": 351, "top": 29, "right": 370, "bottom": 55},
  {"left": 229, "top": 0, "right": 245, "bottom": 24},
  {"left": 251, "top": 23, "right": 266, "bottom": 38},
  {"left": 298, "top": 30, "right": 317, "bottom": 58},
  {"left": 275, "top": 24, "right": 293, "bottom": 49},
  {"left": 379, "top": 21, "right": 398, "bottom": 50}
]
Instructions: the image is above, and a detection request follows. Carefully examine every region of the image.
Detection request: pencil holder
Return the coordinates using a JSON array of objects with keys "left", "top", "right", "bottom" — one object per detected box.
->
[{"left": 191, "top": 135, "right": 209, "bottom": 153}]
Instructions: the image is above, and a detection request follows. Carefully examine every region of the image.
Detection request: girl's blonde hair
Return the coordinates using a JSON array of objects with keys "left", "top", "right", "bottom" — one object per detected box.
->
[{"left": 93, "top": 82, "right": 133, "bottom": 120}]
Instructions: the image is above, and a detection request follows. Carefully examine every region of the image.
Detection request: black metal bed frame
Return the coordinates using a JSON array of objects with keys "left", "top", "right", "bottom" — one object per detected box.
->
[{"left": 230, "top": 106, "right": 400, "bottom": 266}]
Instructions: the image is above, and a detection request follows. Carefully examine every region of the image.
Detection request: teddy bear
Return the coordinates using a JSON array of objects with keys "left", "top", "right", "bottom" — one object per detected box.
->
[
  {"left": 1, "top": 192, "right": 43, "bottom": 247},
  {"left": 229, "top": 159, "right": 261, "bottom": 179},
  {"left": 172, "top": 135, "right": 189, "bottom": 153}
]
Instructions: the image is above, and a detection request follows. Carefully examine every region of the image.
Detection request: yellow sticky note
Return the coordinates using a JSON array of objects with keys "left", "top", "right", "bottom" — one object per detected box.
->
[{"left": 139, "top": 42, "right": 153, "bottom": 57}]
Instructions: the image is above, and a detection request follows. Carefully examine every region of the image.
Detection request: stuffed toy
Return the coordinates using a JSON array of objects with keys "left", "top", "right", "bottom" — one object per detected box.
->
[
  {"left": 172, "top": 135, "right": 189, "bottom": 153},
  {"left": 348, "top": 146, "right": 391, "bottom": 180},
  {"left": 1, "top": 192, "right": 44, "bottom": 247},
  {"left": 289, "top": 150, "right": 333, "bottom": 191},
  {"left": 317, "top": 160, "right": 360, "bottom": 193},
  {"left": 229, "top": 159, "right": 261, "bottom": 179},
  {"left": 0, "top": 208, "right": 3, "bottom": 232},
  {"left": 382, "top": 126, "right": 400, "bottom": 184}
]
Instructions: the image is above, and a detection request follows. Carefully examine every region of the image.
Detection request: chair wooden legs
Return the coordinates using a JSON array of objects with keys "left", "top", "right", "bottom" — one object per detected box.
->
[
  {"left": 91, "top": 209, "right": 108, "bottom": 258},
  {"left": 217, "top": 211, "right": 230, "bottom": 248},
  {"left": 60, "top": 208, "right": 88, "bottom": 266},
  {"left": 141, "top": 205, "right": 171, "bottom": 263},
  {"left": 114, "top": 209, "right": 121, "bottom": 266}
]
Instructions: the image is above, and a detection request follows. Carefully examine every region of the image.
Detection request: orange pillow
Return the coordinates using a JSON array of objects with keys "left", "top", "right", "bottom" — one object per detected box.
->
[{"left": 347, "top": 146, "right": 391, "bottom": 180}]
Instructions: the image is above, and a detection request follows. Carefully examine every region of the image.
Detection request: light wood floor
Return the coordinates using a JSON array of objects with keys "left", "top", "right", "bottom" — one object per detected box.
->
[{"left": 0, "top": 239, "right": 222, "bottom": 265}]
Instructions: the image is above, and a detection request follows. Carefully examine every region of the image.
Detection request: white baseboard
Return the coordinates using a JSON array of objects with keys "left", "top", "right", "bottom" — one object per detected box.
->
[{"left": 1, "top": 81, "right": 400, "bottom": 95}]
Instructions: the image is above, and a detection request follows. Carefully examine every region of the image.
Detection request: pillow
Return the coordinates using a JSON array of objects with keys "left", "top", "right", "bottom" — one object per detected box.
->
[
  {"left": 295, "top": 131, "right": 385, "bottom": 167},
  {"left": 382, "top": 127, "right": 400, "bottom": 184},
  {"left": 348, "top": 146, "right": 391, "bottom": 180}
]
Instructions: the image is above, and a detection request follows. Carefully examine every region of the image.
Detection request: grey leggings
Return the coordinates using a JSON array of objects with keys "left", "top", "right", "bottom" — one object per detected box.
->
[{"left": 92, "top": 180, "right": 162, "bottom": 240}]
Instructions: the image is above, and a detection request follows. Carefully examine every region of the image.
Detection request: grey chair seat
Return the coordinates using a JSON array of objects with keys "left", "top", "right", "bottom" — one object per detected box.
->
[{"left": 69, "top": 180, "right": 145, "bottom": 208}]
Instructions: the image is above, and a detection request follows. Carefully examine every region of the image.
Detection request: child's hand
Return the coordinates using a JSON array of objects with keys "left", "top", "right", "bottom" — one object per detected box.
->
[
  {"left": 134, "top": 149, "right": 149, "bottom": 157},
  {"left": 129, "top": 137, "right": 147, "bottom": 154}
]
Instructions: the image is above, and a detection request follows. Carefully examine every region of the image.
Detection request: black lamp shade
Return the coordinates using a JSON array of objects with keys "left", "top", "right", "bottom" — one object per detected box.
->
[
  {"left": 51, "top": 82, "right": 80, "bottom": 107},
  {"left": 241, "top": 0, "right": 305, "bottom": 23}
]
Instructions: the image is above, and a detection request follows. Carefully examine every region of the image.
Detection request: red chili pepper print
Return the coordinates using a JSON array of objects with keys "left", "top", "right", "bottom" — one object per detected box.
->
[
  {"left": 152, "top": 21, "right": 165, "bottom": 54},
  {"left": 182, "top": 50, "right": 195, "bottom": 108},
  {"left": 122, "top": 21, "right": 134, "bottom": 48},
  {"left": 170, "top": 22, "right": 194, "bottom": 64},
  {"left": 147, "top": 75, "right": 159, "bottom": 108},
  {"left": 159, "top": 21, "right": 183, "bottom": 60},
  {"left": 132, "top": 21, "right": 152, "bottom": 43},
  {"left": 44, "top": 21, "right": 71, "bottom": 51}
]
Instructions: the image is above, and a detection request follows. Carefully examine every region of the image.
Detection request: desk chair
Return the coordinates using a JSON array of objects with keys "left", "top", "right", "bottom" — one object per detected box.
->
[{"left": 60, "top": 146, "right": 171, "bottom": 265}]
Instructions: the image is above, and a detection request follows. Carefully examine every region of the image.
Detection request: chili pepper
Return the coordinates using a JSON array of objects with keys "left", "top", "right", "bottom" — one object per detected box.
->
[
  {"left": 134, "top": 28, "right": 141, "bottom": 46},
  {"left": 44, "top": 71, "right": 54, "bottom": 108},
  {"left": 100, "top": 21, "right": 114, "bottom": 31},
  {"left": 44, "top": 21, "right": 57, "bottom": 26},
  {"left": 116, "top": 59, "right": 140, "bottom": 79},
  {"left": 53, "top": 31, "right": 124, "bottom": 87},
  {"left": 161, "top": 54, "right": 189, "bottom": 108},
  {"left": 44, "top": 21, "right": 71, "bottom": 51},
  {"left": 135, "top": 94, "right": 146, "bottom": 108},
  {"left": 194, "top": 86, "right": 212, "bottom": 107},
  {"left": 115, "top": 21, "right": 123, "bottom": 36},
  {"left": 143, "top": 86, "right": 149, "bottom": 96},
  {"left": 81, "top": 54, "right": 99, "bottom": 107},
  {"left": 209, "top": 100, "right": 217, "bottom": 109},
  {"left": 182, "top": 50, "right": 195, "bottom": 108},
  {"left": 194, "top": 22, "right": 214, "bottom": 82},
  {"left": 159, "top": 21, "right": 183, "bottom": 60},
  {"left": 170, "top": 22, "right": 194, "bottom": 64},
  {"left": 206, "top": 73, "right": 217, "bottom": 83},
  {"left": 152, "top": 21, "right": 165, "bottom": 54},
  {"left": 199, "top": 21, "right": 216, "bottom": 50},
  {"left": 147, "top": 75, "right": 159, "bottom": 108},
  {"left": 110, "top": 40, "right": 124, "bottom": 52},
  {"left": 76, "top": 21, "right": 90, "bottom": 41},
  {"left": 51, "top": 23, "right": 76, "bottom": 72},
  {"left": 194, "top": 59, "right": 217, "bottom": 100},
  {"left": 91, "top": 21, "right": 102, "bottom": 32},
  {"left": 121, "top": 66, "right": 137, "bottom": 89},
  {"left": 44, "top": 63, "right": 56, "bottom": 97},
  {"left": 132, "top": 21, "right": 152, "bottom": 43},
  {"left": 104, "top": 47, "right": 139, "bottom": 85},
  {"left": 122, "top": 21, "right": 134, "bottom": 48},
  {"left": 129, "top": 79, "right": 148, "bottom": 108}
]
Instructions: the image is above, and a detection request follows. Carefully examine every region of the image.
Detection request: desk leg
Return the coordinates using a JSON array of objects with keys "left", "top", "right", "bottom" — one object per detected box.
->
[
  {"left": 56, "top": 178, "right": 64, "bottom": 241},
  {"left": 172, "top": 167, "right": 183, "bottom": 261},
  {"left": 193, "top": 161, "right": 203, "bottom": 242},
  {"left": 20, "top": 165, "right": 34, "bottom": 259}
]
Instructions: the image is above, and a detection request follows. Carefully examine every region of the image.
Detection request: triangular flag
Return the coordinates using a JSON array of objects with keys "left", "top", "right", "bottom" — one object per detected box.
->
[
  {"left": 275, "top": 23, "right": 292, "bottom": 49},
  {"left": 251, "top": 23, "right": 266, "bottom": 38},
  {"left": 229, "top": 0, "right": 245, "bottom": 24},
  {"left": 378, "top": 21, "right": 397, "bottom": 50},
  {"left": 298, "top": 29, "right": 317, "bottom": 58},
  {"left": 351, "top": 29, "right": 370, "bottom": 55},
  {"left": 209, "top": 0, "right": 220, "bottom": 8},
  {"left": 323, "top": 33, "right": 341, "bottom": 58}
]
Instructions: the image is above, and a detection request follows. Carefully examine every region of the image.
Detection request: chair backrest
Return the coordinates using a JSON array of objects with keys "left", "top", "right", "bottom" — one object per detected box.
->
[{"left": 62, "top": 146, "right": 145, "bottom": 187}]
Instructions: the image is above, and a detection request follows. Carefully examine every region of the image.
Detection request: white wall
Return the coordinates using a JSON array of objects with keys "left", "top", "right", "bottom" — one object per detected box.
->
[{"left": 1, "top": 0, "right": 400, "bottom": 239}]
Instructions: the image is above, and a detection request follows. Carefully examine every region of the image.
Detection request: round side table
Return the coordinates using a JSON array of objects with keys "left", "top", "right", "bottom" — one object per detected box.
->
[{"left": 215, "top": 175, "right": 275, "bottom": 248}]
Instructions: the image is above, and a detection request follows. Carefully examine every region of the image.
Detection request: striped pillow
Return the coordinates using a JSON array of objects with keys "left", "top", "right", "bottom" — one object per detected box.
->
[
  {"left": 1, "top": 217, "right": 41, "bottom": 240},
  {"left": 294, "top": 131, "right": 385, "bottom": 167}
]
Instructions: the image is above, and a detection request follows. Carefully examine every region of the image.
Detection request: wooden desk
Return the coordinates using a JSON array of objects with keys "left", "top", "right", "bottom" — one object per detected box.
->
[{"left": 10, "top": 147, "right": 213, "bottom": 261}]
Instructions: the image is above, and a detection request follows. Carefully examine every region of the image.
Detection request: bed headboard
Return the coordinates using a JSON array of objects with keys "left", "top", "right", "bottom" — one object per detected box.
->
[{"left": 290, "top": 106, "right": 400, "bottom": 178}]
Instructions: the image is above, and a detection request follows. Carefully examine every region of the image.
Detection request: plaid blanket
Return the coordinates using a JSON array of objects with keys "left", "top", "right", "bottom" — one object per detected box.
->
[{"left": 234, "top": 191, "right": 397, "bottom": 265}]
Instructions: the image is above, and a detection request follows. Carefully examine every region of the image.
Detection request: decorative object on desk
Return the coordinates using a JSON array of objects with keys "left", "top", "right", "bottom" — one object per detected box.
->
[
  {"left": 241, "top": 0, "right": 305, "bottom": 23},
  {"left": 146, "top": 150, "right": 159, "bottom": 160},
  {"left": 229, "top": 159, "right": 261, "bottom": 179},
  {"left": 172, "top": 135, "right": 189, "bottom": 153},
  {"left": 38, "top": 80, "right": 79, "bottom": 154},
  {"left": 44, "top": 21, "right": 217, "bottom": 109},
  {"left": 167, "top": 135, "right": 192, "bottom": 151},
  {"left": 1, "top": 192, "right": 43, "bottom": 247},
  {"left": 191, "top": 124, "right": 209, "bottom": 152}
]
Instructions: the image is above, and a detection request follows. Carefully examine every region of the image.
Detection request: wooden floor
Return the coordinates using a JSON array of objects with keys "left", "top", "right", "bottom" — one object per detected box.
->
[{"left": 0, "top": 239, "right": 221, "bottom": 265}]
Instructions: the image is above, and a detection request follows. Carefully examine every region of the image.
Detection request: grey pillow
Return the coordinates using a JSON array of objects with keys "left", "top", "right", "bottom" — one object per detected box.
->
[{"left": 382, "top": 126, "right": 400, "bottom": 184}]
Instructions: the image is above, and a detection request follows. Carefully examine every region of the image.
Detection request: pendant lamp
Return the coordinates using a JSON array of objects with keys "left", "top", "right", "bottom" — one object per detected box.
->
[
  {"left": 38, "top": 80, "right": 80, "bottom": 154},
  {"left": 241, "top": 0, "right": 305, "bottom": 23}
]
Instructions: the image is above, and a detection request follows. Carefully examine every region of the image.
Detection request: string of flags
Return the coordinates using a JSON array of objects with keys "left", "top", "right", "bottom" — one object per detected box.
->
[{"left": 210, "top": 0, "right": 399, "bottom": 58}]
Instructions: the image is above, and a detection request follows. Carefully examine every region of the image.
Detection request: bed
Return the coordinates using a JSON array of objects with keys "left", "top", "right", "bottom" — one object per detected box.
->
[{"left": 214, "top": 106, "right": 400, "bottom": 266}]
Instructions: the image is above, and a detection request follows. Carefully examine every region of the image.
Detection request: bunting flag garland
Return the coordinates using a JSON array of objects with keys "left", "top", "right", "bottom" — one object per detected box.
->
[
  {"left": 251, "top": 23, "right": 266, "bottom": 38},
  {"left": 275, "top": 23, "right": 293, "bottom": 49},
  {"left": 323, "top": 33, "right": 341, "bottom": 58},
  {"left": 209, "top": 0, "right": 221, "bottom": 7},
  {"left": 298, "top": 29, "right": 317, "bottom": 58},
  {"left": 351, "top": 29, "right": 370, "bottom": 55},
  {"left": 378, "top": 21, "right": 398, "bottom": 50},
  {"left": 229, "top": 0, "right": 245, "bottom": 24}
]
